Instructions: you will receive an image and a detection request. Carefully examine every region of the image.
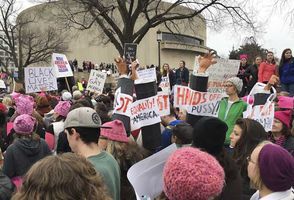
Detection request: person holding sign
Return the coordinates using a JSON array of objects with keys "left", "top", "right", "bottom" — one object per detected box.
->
[
  {"left": 269, "top": 110, "right": 294, "bottom": 156},
  {"left": 218, "top": 77, "right": 247, "bottom": 147},
  {"left": 161, "top": 63, "right": 175, "bottom": 90}
]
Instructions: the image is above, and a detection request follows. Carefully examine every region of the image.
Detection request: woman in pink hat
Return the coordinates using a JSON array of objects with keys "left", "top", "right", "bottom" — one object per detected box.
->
[
  {"left": 98, "top": 119, "right": 147, "bottom": 200},
  {"left": 2, "top": 114, "right": 51, "bottom": 188},
  {"left": 269, "top": 110, "right": 294, "bottom": 156}
]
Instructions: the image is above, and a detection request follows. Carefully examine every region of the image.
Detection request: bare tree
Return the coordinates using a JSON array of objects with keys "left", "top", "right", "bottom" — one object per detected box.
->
[
  {"left": 0, "top": 0, "right": 68, "bottom": 82},
  {"left": 42, "top": 0, "right": 256, "bottom": 55}
]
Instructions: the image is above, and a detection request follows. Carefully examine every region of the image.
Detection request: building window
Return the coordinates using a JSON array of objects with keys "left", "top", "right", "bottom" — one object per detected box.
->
[{"left": 162, "top": 32, "right": 203, "bottom": 46}]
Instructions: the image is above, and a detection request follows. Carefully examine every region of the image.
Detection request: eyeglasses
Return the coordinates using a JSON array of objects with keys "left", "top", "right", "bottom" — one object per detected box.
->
[{"left": 247, "top": 156, "right": 256, "bottom": 164}]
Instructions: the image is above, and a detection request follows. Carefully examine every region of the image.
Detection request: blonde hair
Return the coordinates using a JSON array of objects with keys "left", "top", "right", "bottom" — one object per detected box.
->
[
  {"left": 12, "top": 153, "right": 111, "bottom": 200},
  {"left": 250, "top": 141, "right": 272, "bottom": 190},
  {"left": 2, "top": 96, "right": 12, "bottom": 107}
]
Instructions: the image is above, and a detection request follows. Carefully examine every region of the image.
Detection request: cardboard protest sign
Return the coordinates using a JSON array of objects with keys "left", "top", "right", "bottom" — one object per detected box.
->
[
  {"left": 137, "top": 68, "right": 157, "bottom": 81},
  {"left": 127, "top": 144, "right": 177, "bottom": 200},
  {"left": 24, "top": 67, "right": 58, "bottom": 93},
  {"left": 124, "top": 43, "right": 137, "bottom": 64},
  {"left": 194, "top": 58, "right": 239, "bottom": 93},
  {"left": 173, "top": 85, "right": 223, "bottom": 117},
  {"left": 52, "top": 53, "right": 73, "bottom": 78},
  {"left": 86, "top": 70, "right": 107, "bottom": 93},
  {"left": 159, "top": 76, "right": 170, "bottom": 94},
  {"left": 130, "top": 96, "right": 161, "bottom": 131},
  {"left": 113, "top": 87, "right": 133, "bottom": 116},
  {"left": 0, "top": 80, "right": 6, "bottom": 88}
]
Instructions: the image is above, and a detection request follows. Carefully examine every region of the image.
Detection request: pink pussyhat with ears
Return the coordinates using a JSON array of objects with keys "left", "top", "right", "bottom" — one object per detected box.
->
[
  {"left": 15, "top": 95, "right": 35, "bottom": 115},
  {"left": 240, "top": 54, "right": 248, "bottom": 60},
  {"left": 100, "top": 120, "right": 129, "bottom": 143}
]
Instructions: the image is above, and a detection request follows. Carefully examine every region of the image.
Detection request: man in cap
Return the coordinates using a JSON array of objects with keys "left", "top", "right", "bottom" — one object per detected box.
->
[{"left": 64, "top": 107, "right": 120, "bottom": 200}]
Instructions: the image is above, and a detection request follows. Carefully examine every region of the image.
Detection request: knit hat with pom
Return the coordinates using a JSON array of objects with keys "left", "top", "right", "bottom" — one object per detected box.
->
[{"left": 163, "top": 147, "right": 225, "bottom": 200}]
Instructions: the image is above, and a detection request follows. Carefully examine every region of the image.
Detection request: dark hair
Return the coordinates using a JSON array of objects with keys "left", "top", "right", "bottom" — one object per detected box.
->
[
  {"left": 232, "top": 118, "right": 267, "bottom": 177},
  {"left": 77, "top": 98, "right": 94, "bottom": 108},
  {"left": 279, "top": 48, "right": 292, "bottom": 68},
  {"left": 266, "top": 51, "right": 276, "bottom": 64},
  {"left": 95, "top": 102, "right": 111, "bottom": 124},
  {"left": 180, "top": 60, "right": 185, "bottom": 67},
  {"left": 66, "top": 127, "right": 100, "bottom": 144},
  {"left": 0, "top": 111, "right": 6, "bottom": 126},
  {"left": 172, "top": 122, "right": 193, "bottom": 144},
  {"left": 280, "top": 123, "right": 291, "bottom": 137}
]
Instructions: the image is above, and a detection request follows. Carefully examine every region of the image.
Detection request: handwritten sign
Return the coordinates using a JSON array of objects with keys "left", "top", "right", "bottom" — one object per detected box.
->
[
  {"left": 86, "top": 70, "right": 107, "bottom": 93},
  {"left": 130, "top": 96, "right": 161, "bottom": 131},
  {"left": 24, "top": 67, "right": 57, "bottom": 93},
  {"left": 243, "top": 102, "right": 275, "bottom": 132},
  {"left": 113, "top": 87, "right": 133, "bottom": 116},
  {"left": 124, "top": 43, "right": 137, "bottom": 64},
  {"left": 52, "top": 53, "right": 73, "bottom": 78},
  {"left": 137, "top": 68, "right": 157, "bottom": 81},
  {"left": 173, "top": 85, "right": 223, "bottom": 117},
  {"left": 157, "top": 92, "right": 170, "bottom": 116},
  {"left": 159, "top": 76, "right": 170, "bottom": 94}
]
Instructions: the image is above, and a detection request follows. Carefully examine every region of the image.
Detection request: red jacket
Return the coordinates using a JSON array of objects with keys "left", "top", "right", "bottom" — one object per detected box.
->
[{"left": 258, "top": 61, "right": 276, "bottom": 83}]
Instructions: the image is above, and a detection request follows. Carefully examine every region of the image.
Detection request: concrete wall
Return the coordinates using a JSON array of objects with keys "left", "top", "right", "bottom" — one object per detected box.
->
[{"left": 18, "top": 0, "right": 209, "bottom": 71}]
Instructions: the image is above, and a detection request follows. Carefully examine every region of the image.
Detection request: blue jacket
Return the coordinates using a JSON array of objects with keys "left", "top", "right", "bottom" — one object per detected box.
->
[
  {"left": 160, "top": 120, "right": 183, "bottom": 150},
  {"left": 279, "top": 58, "right": 294, "bottom": 84}
]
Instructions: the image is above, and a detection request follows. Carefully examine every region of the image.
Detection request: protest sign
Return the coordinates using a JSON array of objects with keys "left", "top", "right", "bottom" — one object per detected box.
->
[
  {"left": 124, "top": 43, "right": 137, "bottom": 65},
  {"left": 130, "top": 96, "right": 161, "bottom": 131},
  {"left": 243, "top": 102, "right": 275, "bottom": 132},
  {"left": 137, "top": 68, "right": 157, "bottom": 81},
  {"left": 127, "top": 144, "right": 177, "bottom": 200},
  {"left": 194, "top": 58, "right": 239, "bottom": 93},
  {"left": 113, "top": 87, "right": 133, "bottom": 116},
  {"left": 173, "top": 85, "right": 223, "bottom": 117},
  {"left": 159, "top": 76, "right": 170, "bottom": 94},
  {"left": 52, "top": 53, "right": 73, "bottom": 78},
  {"left": 24, "top": 67, "right": 57, "bottom": 93},
  {"left": 157, "top": 91, "right": 170, "bottom": 116},
  {"left": 0, "top": 80, "right": 6, "bottom": 88},
  {"left": 86, "top": 70, "right": 107, "bottom": 93}
]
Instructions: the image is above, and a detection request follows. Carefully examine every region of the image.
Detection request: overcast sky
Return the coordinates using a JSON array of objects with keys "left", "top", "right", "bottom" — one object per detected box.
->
[{"left": 17, "top": 0, "right": 294, "bottom": 59}]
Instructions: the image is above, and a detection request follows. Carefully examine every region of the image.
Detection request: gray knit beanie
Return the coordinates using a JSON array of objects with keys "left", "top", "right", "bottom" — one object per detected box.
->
[{"left": 226, "top": 77, "right": 243, "bottom": 93}]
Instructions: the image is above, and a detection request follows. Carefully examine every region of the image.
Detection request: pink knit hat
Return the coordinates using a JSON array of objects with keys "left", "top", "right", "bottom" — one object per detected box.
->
[
  {"left": 240, "top": 54, "right": 248, "bottom": 60},
  {"left": 13, "top": 114, "right": 36, "bottom": 135},
  {"left": 15, "top": 95, "right": 35, "bottom": 115},
  {"left": 274, "top": 110, "right": 292, "bottom": 128},
  {"left": 278, "top": 96, "right": 294, "bottom": 109},
  {"left": 54, "top": 101, "right": 71, "bottom": 117},
  {"left": 163, "top": 147, "right": 225, "bottom": 200},
  {"left": 100, "top": 120, "right": 128, "bottom": 143}
]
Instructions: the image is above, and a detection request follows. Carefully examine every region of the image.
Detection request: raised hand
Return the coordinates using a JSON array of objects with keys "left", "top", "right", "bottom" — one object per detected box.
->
[
  {"left": 197, "top": 50, "right": 217, "bottom": 73},
  {"left": 114, "top": 57, "right": 128, "bottom": 75}
]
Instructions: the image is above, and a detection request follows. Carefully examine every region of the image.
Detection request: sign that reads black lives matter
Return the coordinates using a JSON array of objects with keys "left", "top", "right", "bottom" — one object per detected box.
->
[{"left": 25, "top": 67, "right": 58, "bottom": 93}]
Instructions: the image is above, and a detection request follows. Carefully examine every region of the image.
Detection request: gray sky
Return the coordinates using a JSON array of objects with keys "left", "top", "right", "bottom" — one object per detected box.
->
[{"left": 17, "top": 0, "right": 294, "bottom": 59}]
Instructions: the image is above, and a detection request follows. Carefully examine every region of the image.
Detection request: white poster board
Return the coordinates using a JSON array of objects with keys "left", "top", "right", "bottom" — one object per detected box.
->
[
  {"left": 194, "top": 58, "right": 239, "bottom": 93},
  {"left": 159, "top": 76, "right": 170, "bottom": 94},
  {"left": 0, "top": 80, "right": 6, "bottom": 88},
  {"left": 86, "top": 70, "right": 107, "bottom": 93},
  {"left": 52, "top": 53, "right": 73, "bottom": 78},
  {"left": 137, "top": 68, "right": 157, "bottom": 81},
  {"left": 130, "top": 96, "right": 161, "bottom": 131},
  {"left": 173, "top": 85, "right": 223, "bottom": 117},
  {"left": 24, "top": 67, "right": 58, "bottom": 93},
  {"left": 127, "top": 144, "right": 177, "bottom": 200}
]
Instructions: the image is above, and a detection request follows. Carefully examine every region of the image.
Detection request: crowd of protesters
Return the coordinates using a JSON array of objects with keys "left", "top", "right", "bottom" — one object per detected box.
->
[{"left": 0, "top": 48, "right": 293, "bottom": 200}]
